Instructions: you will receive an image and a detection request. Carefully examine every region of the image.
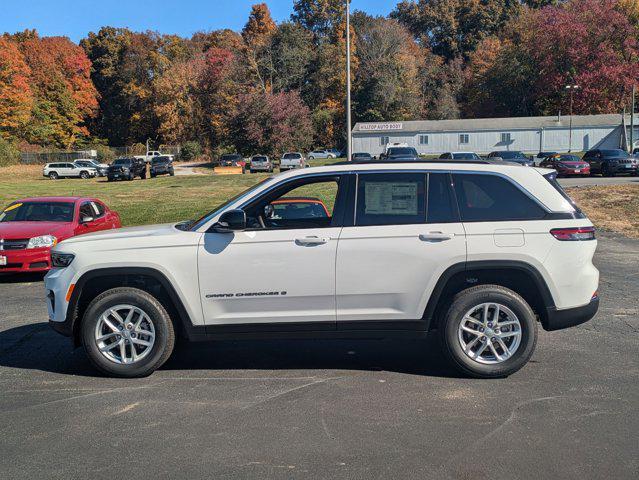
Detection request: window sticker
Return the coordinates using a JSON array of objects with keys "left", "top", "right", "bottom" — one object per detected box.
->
[{"left": 365, "top": 182, "right": 418, "bottom": 215}]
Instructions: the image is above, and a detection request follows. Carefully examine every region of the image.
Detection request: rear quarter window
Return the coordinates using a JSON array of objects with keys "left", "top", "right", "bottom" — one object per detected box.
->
[{"left": 452, "top": 173, "right": 546, "bottom": 222}]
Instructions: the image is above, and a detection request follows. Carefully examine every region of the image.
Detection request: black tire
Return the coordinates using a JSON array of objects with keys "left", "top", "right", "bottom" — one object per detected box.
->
[
  {"left": 439, "top": 285, "right": 538, "bottom": 379},
  {"left": 169, "top": 170, "right": 175, "bottom": 176},
  {"left": 602, "top": 163, "right": 612, "bottom": 177},
  {"left": 48, "top": 171, "right": 59, "bottom": 180},
  {"left": 81, "top": 287, "right": 175, "bottom": 378}
]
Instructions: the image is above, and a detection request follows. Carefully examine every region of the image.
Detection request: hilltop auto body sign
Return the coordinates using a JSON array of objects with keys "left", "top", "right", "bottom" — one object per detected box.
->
[{"left": 359, "top": 123, "right": 403, "bottom": 132}]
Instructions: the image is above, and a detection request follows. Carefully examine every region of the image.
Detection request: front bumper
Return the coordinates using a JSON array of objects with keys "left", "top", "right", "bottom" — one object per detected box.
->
[
  {"left": 543, "top": 296, "right": 599, "bottom": 331},
  {"left": 0, "top": 248, "right": 51, "bottom": 273},
  {"left": 45, "top": 265, "right": 78, "bottom": 337},
  {"left": 610, "top": 164, "right": 638, "bottom": 174},
  {"left": 558, "top": 168, "right": 590, "bottom": 176}
]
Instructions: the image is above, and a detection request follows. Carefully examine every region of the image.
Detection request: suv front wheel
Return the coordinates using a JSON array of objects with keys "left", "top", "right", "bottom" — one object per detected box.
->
[
  {"left": 440, "top": 285, "right": 538, "bottom": 378},
  {"left": 81, "top": 287, "right": 175, "bottom": 377}
]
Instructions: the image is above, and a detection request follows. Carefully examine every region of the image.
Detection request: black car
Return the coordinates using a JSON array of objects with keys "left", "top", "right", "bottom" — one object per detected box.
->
[
  {"left": 219, "top": 153, "right": 244, "bottom": 167},
  {"left": 381, "top": 147, "right": 419, "bottom": 161},
  {"left": 150, "top": 156, "right": 175, "bottom": 177},
  {"left": 351, "top": 152, "right": 373, "bottom": 161},
  {"left": 107, "top": 158, "right": 147, "bottom": 181},
  {"left": 583, "top": 148, "right": 639, "bottom": 176},
  {"left": 487, "top": 151, "right": 534, "bottom": 167}
]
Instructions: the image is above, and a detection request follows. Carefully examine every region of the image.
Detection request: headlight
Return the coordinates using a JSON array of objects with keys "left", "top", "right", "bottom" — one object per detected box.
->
[
  {"left": 27, "top": 235, "right": 57, "bottom": 249},
  {"left": 51, "top": 252, "right": 75, "bottom": 268}
]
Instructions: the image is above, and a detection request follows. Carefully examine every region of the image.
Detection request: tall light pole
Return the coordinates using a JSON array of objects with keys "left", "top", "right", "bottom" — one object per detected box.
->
[
  {"left": 346, "top": 0, "right": 352, "bottom": 161},
  {"left": 565, "top": 85, "right": 579, "bottom": 152}
]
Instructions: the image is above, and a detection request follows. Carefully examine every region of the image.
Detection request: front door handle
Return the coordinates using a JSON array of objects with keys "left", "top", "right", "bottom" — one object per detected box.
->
[
  {"left": 419, "top": 232, "right": 453, "bottom": 242},
  {"left": 295, "top": 236, "right": 329, "bottom": 246}
]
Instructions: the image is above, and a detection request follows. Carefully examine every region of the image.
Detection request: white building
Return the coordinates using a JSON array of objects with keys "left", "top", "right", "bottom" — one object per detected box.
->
[{"left": 352, "top": 114, "right": 639, "bottom": 156}]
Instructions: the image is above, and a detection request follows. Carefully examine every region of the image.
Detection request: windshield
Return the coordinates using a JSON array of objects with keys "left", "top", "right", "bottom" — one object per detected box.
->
[
  {"left": 283, "top": 153, "right": 301, "bottom": 159},
  {"left": 221, "top": 154, "right": 241, "bottom": 161},
  {"left": 601, "top": 149, "right": 629, "bottom": 158},
  {"left": 452, "top": 153, "right": 479, "bottom": 160},
  {"left": 496, "top": 151, "right": 525, "bottom": 159},
  {"left": 152, "top": 157, "right": 170, "bottom": 164},
  {"left": 558, "top": 155, "right": 581, "bottom": 162},
  {"left": 188, "top": 178, "right": 273, "bottom": 231},
  {"left": 387, "top": 147, "right": 417, "bottom": 156},
  {"left": 113, "top": 159, "right": 131, "bottom": 165},
  {"left": 0, "top": 202, "right": 75, "bottom": 223}
]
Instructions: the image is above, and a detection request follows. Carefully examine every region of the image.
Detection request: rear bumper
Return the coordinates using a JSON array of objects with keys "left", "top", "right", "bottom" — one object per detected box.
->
[
  {"left": 0, "top": 248, "right": 51, "bottom": 272},
  {"left": 544, "top": 296, "right": 599, "bottom": 331}
]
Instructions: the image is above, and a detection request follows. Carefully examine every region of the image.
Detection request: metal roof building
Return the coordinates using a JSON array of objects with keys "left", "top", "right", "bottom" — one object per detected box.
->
[{"left": 352, "top": 114, "right": 639, "bottom": 156}]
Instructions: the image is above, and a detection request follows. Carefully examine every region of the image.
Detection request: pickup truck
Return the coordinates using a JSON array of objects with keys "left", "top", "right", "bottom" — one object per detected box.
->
[{"left": 134, "top": 151, "right": 174, "bottom": 163}]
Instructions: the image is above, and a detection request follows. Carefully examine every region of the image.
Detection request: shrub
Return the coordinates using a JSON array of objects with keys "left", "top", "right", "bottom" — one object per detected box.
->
[
  {"left": 180, "top": 141, "right": 202, "bottom": 161},
  {"left": 0, "top": 138, "right": 20, "bottom": 167}
]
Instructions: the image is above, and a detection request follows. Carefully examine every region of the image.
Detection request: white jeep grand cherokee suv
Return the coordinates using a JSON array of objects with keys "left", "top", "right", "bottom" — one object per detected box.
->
[{"left": 46, "top": 161, "right": 599, "bottom": 378}]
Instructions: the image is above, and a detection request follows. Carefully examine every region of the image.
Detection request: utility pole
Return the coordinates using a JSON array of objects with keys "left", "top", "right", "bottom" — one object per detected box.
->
[
  {"left": 346, "top": 0, "right": 352, "bottom": 161},
  {"left": 565, "top": 85, "right": 579, "bottom": 153},
  {"left": 631, "top": 84, "right": 636, "bottom": 153}
]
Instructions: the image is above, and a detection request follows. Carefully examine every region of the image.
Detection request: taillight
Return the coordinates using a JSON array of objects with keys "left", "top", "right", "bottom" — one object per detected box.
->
[{"left": 550, "top": 226, "right": 596, "bottom": 241}]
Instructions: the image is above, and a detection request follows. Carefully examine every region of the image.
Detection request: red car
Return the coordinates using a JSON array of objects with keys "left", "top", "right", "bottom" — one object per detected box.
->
[
  {"left": 0, "top": 197, "right": 121, "bottom": 273},
  {"left": 539, "top": 154, "right": 590, "bottom": 177}
]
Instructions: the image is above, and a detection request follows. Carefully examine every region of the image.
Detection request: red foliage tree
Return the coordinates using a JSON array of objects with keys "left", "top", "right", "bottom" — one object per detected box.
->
[{"left": 0, "top": 36, "right": 32, "bottom": 138}]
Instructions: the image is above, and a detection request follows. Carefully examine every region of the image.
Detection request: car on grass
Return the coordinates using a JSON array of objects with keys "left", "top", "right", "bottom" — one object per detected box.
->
[
  {"left": 439, "top": 152, "right": 482, "bottom": 161},
  {"left": 74, "top": 159, "right": 109, "bottom": 177},
  {"left": 219, "top": 154, "right": 246, "bottom": 170},
  {"left": 150, "top": 156, "right": 175, "bottom": 178},
  {"left": 280, "top": 152, "right": 307, "bottom": 171},
  {"left": 582, "top": 149, "right": 639, "bottom": 176},
  {"left": 43, "top": 162, "right": 97, "bottom": 180},
  {"left": 0, "top": 197, "right": 120, "bottom": 273},
  {"left": 539, "top": 154, "right": 590, "bottom": 177},
  {"left": 308, "top": 150, "right": 337, "bottom": 160},
  {"left": 487, "top": 151, "right": 534, "bottom": 167},
  {"left": 107, "top": 158, "right": 147, "bottom": 181},
  {"left": 46, "top": 160, "right": 599, "bottom": 379},
  {"left": 249, "top": 155, "right": 273, "bottom": 173}
]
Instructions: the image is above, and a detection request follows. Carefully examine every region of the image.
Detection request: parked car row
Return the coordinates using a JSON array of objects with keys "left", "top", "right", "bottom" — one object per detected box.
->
[{"left": 43, "top": 156, "right": 176, "bottom": 181}]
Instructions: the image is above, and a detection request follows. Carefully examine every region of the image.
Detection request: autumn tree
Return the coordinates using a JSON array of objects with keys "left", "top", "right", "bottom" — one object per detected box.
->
[
  {"left": 231, "top": 90, "right": 314, "bottom": 157},
  {"left": 16, "top": 33, "right": 97, "bottom": 147},
  {"left": 352, "top": 15, "right": 421, "bottom": 122},
  {"left": 242, "top": 3, "right": 277, "bottom": 92},
  {"left": 0, "top": 36, "right": 32, "bottom": 140},
  {"left": 392, "top": 0, "right": 521, "bottom": 61}
]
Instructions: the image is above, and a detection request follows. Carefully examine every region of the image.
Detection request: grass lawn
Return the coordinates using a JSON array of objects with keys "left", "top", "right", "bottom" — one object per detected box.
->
[
  {"left": 566, "top": 185, "right": 639, "bottom": 239},
  {"left": 2, "top": 165, "right": 638, "bottom": 238}
]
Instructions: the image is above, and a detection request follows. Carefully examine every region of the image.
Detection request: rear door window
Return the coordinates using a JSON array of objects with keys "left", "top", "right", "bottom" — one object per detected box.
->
[
  {"left": 355, "top": 173, "right": 426, "bottom": 226},
  {"left": 452, "top": 173, "right": 546, "bottom": 222}
]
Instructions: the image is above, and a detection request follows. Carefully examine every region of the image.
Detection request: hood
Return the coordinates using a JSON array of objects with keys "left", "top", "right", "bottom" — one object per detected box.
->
[
  {"left": 59, "top": 223, "right": 177, "bottom": 246},
  {"left": 0, "top": 221, "right": 72, "bottom": 240}
]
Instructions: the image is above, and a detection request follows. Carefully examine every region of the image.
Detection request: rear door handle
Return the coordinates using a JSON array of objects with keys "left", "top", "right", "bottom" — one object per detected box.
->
[
  {"left": 419, "top": 232, "right": 453, "bottom": 242},
  {"left": 295, "top": 236, "right": 329, "bottom": 246}
]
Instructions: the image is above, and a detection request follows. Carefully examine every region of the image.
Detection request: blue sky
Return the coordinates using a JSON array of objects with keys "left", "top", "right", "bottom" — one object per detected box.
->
[{"left": 0, "top": 0, "right": 394, "bottom": 43}]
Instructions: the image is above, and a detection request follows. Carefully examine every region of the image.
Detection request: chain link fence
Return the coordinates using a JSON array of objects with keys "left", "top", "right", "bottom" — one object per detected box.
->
[{"left": 19, "top": 145, "right": 181, "bottom": 164}]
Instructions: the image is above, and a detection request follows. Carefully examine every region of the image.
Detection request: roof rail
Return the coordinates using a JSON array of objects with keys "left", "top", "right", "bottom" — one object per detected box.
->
[{"left": 333, "top": 159, "right": 518, "bottom": 166}]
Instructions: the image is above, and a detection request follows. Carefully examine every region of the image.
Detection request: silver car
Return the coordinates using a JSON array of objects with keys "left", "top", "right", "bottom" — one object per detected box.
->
[
  {"left": 249, "top": 155, "right": 273, "bottom": 173},
  {"left": 308, "top": 150, "right": 337, "bottom": 160}
]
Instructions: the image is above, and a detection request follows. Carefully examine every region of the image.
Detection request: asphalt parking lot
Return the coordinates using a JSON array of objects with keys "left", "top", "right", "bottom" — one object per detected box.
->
[{"left": 0, "top": 234, "right": 637, "bottom": 480}]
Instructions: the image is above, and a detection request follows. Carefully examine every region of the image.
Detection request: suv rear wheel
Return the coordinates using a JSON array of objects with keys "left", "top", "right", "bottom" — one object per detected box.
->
[
  {"left": 440, "top": 285, "right": 537, "bottom": 378},
  {"left": 48, "top": 171, "right": 59, "bottom": 180},
  {"left": 81, "top": 287, "right": 175, "bottom": 378}
]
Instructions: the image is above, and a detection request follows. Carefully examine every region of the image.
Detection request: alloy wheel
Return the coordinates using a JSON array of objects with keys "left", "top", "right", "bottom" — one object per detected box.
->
[
  {"left": 94, "top": 304, "right": 156, "bottom": 365},
  {"left": 457, "top": 302, "right": 522, "bottom": 364}
]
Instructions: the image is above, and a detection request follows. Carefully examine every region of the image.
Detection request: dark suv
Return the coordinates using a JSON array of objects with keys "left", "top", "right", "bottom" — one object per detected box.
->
[
  {"left": 107, "top": 158, "right": 147, "bottom": 181},
  {"left": 583, "top": 149, "right": 639, "bottom": 176},
  {"left": 150, "top": 156, "right": 175, "bottom": 177},
  {"left": 381, "top": 147, "right": 419, "bottom": 161}
]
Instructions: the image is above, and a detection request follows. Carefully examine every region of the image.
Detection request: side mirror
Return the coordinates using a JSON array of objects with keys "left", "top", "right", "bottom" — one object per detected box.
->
[
  {"left": 212, "top": 209, "right": 246, "bottom": 233},
  {"left": 80, "top": 215, "right": 94, "bottom": 224}
]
